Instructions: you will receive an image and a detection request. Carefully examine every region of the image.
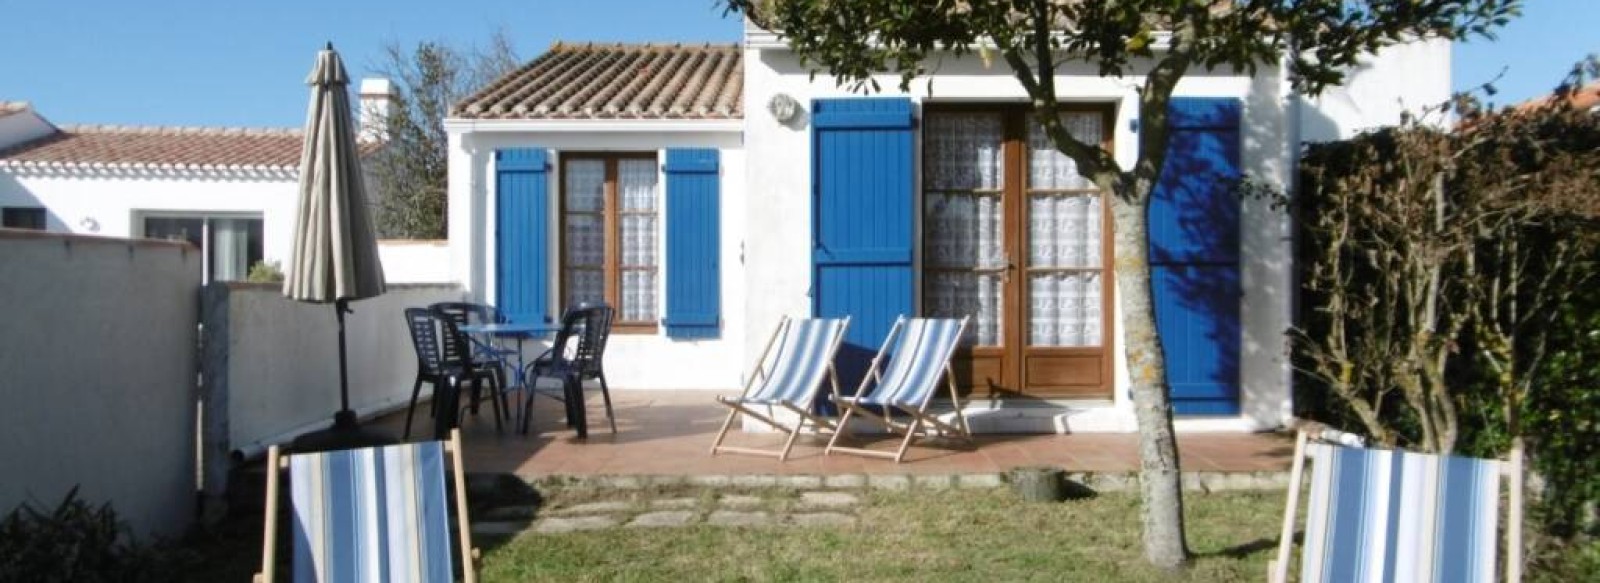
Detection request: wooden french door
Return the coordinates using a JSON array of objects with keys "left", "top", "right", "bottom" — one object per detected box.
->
[{"left": 922, "top": 105, "right": 1115, "bottom": 399}]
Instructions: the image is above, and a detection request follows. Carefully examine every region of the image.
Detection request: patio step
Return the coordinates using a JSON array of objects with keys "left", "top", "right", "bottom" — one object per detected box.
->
[{"left": 517, "top": 469, "right": 1290, "bottom": 493}]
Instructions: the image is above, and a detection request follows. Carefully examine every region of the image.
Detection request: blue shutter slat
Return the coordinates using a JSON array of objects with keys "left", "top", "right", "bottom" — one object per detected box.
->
[
  {"left": 495, "top": 148, "right": 549, "bottom": 326},
  {"left": 664, "top": 148, "right": 721, "bottom": 339},
  {"left": 811, "top": 97, "right": 916, "bottom": 397},
  {"left": 1150, "top": 98, "right": 1242, "bottom": 415}
]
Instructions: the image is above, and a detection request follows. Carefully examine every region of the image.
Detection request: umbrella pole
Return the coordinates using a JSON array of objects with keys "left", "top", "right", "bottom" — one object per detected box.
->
[{"left": 333, "top": 298, "right": 356, "bottom": 429}]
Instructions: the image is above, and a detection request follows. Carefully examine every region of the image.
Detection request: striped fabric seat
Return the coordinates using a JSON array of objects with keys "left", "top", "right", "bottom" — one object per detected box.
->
[
  {"left": 711, "top": 316, "right": 849, "bottom": 461},
  {"left": 1300, "top": 442, "right": 1501, "bottom": 583},
  {"left": 289, "top": 441, "right": 455, "bottom": 583},
  {"left": 855, "top": 318, "right": 965, "bottom": 409},
  {"left": 825, "top": 316, "right": 971, "bottom": 463},
  {"left": 737, "top": 318, "right": 849, "bottom": 407}
]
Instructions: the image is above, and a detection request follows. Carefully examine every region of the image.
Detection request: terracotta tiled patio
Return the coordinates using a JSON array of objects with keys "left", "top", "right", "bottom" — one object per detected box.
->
[{"left": 370, "top": 390, "right": 1293, "bottom": 478}]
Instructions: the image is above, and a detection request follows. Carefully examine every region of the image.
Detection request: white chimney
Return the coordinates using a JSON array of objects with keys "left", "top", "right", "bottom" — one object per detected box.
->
[{"left": 357, "top": 78, "right": 396, "bottom": 143}]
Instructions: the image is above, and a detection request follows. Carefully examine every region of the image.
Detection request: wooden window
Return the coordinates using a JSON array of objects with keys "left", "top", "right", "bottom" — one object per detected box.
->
[{"left": 560, "top": 153, "right": 659, "bottom": 332}]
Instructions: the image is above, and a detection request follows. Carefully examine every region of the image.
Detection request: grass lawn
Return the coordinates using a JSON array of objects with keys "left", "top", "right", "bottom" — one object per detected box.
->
[
  {"left": 480, "top": 487, "right": 1288, "bottom": 582},
  {"left": 187, "top": 484, "right": 1597, "bottom": 581}
]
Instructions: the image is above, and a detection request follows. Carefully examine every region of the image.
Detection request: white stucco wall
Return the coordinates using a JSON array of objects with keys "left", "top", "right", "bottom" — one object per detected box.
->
[
  {"left": 0, "top": 169, "right": 461, "bottom": 284},
  {"left": 1298, "top": 38, "right": 1454, "bottom": 142},
  {"left": 740, "top": 38, "right": 1449, "bottom": 433},
  {"left": 0, "top": 231, "right": 199, "bottom": 538},
  {"left": 377, "top": 239, "right": 452, "bottom": 283},
  {"left": 443, "top": 124, "right": 749, "bottom": 391},
  {"left": 0, "top": 167, "right": 301, "bottom": 264}
]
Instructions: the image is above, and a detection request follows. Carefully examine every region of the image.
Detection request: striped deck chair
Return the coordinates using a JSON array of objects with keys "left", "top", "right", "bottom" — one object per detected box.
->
[
  {"left": 1271, "top": 428, "right": 1526, "bottom": 583},
  {"left": 826, "top": 316, "right": 971, "bottom": 463},
  {"left": 710, "top": 316, "right": 850, "bottom": 461},
  {"left": 255, "top": 429, "right": 477, "bottom": 583}
]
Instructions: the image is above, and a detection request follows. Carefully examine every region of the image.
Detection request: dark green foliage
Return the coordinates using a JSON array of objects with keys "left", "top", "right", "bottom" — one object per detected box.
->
[{"left": 0, "top": 488, "right": 194, "bottom": 583}]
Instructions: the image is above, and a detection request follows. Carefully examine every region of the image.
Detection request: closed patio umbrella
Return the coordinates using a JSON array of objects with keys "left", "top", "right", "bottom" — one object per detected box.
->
[{"left": 283, "top": 43, "right": 388, "bottom": 449}]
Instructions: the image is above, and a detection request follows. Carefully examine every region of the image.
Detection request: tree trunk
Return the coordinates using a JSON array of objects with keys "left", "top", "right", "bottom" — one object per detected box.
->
[{"left": 1110, "top": 190, "right": 1191, "bottom": 569}]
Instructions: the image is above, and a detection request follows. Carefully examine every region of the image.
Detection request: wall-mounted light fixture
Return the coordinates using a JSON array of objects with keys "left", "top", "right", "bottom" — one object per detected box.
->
[
  {"left": 767, "top": 93, "right": 801, "bottom": 124},
  {"left": 79, "top": 217, "right": 100, "bottom": 232}
]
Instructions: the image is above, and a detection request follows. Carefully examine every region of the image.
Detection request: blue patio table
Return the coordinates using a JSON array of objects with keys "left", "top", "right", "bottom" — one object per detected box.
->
[{"left": 457, "top": 321, "right": 559, "bottom": 435}]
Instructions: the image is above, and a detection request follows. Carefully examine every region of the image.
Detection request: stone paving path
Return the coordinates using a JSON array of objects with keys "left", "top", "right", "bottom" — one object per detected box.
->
[{"left": 473, "top": 490, "right": 864, "bottom": 537}]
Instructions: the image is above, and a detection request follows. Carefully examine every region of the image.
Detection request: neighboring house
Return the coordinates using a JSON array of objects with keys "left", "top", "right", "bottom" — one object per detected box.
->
[
  {"left": 0, "top": 81, "right": 419, "bottom": 284},
  {"left": 443, "top": 25, "right": 1453, "bottom": 433}
]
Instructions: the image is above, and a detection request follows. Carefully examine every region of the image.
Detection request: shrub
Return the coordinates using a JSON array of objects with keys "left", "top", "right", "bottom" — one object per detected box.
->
[
  {"left": 246, "top": 260, "right": 284, "bottom": 283},
  {"left": 0, "top": 488, "right": 193, "bottom": 583}
]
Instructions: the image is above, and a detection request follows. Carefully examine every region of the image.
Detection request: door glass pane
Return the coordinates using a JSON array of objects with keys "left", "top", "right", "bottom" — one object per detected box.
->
[
  {"left": 1028, "top": 194, "right": 1102, "bottom": 269},
  {"left": 144, "top": 217, "right": 204, "bottom": 248},
  {"left": 1026, "top": 112, "right": 1105, "bottom": 347},
  {"left": 924, "top": 112, "right": 1004, "bottom": 346},
  {"left": 1027, "top": 113, "right": 1101, "bottom": 190},
  {"left": 210, "top": 218, "right": 263, "bottom": 282},
  {"left": 1028, "top": 273, "right": 1102, "bottom": 347}
]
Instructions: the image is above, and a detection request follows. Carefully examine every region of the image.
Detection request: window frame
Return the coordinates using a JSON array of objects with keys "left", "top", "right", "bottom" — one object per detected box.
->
[
  {"left": 1, "top": 206, "right": 46, "bottom": 230},
  {"left": 557, "top": 151, "right": 661, "bottom": 334},
  {"left": 137, "top": 211, "right": 264, "bottom": 284}
]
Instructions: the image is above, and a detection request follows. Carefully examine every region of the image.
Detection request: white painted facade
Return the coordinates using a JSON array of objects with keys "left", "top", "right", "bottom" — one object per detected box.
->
[
  {"left": 445, "top": 33, "right": 1451, "bottom": 434},
  {"left": 442, "top": 123, "right": 749, "bottom": 390},
  {"left": 0, "top": 165, "right": 301, "bottom": 264}
]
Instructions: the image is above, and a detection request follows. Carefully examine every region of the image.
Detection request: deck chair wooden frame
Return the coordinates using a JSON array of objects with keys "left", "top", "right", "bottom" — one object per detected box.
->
[
  {"left": 826, "top": 316, "right": 972, "bottom": 463},
  {"left": 710, "top": 316, "right": 850, "bottom": 461},
  {"left": 1269, "top": 424, "right": 1524, "bottom": 583},
  {"left": 255, "top": 429, "right": 478, "bottom": 583}
]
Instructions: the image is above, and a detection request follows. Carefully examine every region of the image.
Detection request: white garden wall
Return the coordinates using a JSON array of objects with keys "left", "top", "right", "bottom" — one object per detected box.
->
[
  {"left": 199, "top": 282, "right": 463, "bottom": 471},
  {"left": 0, "top": 231, "right": 199, "bottom": 538}
]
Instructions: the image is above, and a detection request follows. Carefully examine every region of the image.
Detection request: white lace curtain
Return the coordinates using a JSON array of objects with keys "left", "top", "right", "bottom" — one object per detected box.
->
[
  {"left": 564, "top": 160, "right": 606, "bottom": 309},
  {"left": 1028, "top": 113, "right": 1104, "bottom": 347},
  {"left": 924, "top": 113, "right": 1004, "bottom": 346},
  {"left": 562, "top": 158, "right": 659, "bottom": 322},
  {"left": 617, "top": 159, "right": 658, "bottom": 322}
]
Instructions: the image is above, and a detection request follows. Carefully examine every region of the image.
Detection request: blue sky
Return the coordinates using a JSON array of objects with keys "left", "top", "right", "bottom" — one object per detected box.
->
[{"left": 0, "top": 0, "right": 1592, "bottom": 128}]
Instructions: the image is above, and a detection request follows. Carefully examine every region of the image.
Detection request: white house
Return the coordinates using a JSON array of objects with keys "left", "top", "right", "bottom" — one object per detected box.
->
[
  {"left": 442, "top": 25, "right": 1452, "bottom": 433},
  {"left": 0, "top": 80, "right": 450, "bottom": 284}
]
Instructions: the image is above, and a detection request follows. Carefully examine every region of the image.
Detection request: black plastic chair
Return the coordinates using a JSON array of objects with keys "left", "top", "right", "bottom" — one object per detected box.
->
[
  {"left": 428, "top": 302, "right": 509, "bottom": 418},
  {"left": 428, "top": 304, "right": 508, "bottom": 434},
  {"left": 402, "top": 308, "right": 501, "bottom": 439},
  {"left": 523, "top": 303, "right": 616, "bottom": 436}
]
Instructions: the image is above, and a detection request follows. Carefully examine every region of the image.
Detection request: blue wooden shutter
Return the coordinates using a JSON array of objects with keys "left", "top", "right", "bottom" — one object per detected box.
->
[
  {"left": 1150, "top": 98, "right": 1243, "bottom": 415},
  {"left": 663, "top": 148, "right": 721, "bottom": 339},
  {"left": 811, "top": 97, "right": 916, "bottom": 394},
  {"left": 495, "top": 148, "right": 549, "bottom": 325}
]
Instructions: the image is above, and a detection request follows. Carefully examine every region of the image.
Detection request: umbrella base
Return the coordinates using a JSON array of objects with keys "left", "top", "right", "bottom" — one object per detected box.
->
[{"left": 289, "top": 410, "right": 395, "bottom": 453}]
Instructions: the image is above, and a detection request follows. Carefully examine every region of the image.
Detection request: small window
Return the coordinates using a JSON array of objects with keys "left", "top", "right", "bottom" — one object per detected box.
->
[
  {"left": 561, "top": 153, "right": 659, "bottom": 332},
  {"left": 1, "top": 207, "right": 46, "bottom": 230}
]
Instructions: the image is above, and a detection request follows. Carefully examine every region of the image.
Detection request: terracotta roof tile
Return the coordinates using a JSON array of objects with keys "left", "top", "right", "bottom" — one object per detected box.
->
[
  {"left": 455, "top": 42, "right": 743, "bottom": 120},
  {"left": 0, "top": 125, "right": 380, "bottom": 170}
]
